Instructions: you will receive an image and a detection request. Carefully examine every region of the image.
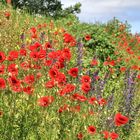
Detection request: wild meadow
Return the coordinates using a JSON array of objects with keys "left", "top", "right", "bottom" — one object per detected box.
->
[{"left": 0, "top": 2, "right": 140, "bottom": 140}]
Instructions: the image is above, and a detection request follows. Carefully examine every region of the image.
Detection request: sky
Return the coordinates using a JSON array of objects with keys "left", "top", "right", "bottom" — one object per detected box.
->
[{"left": 61, "top": 0, "right": 140, "bottom": 33}]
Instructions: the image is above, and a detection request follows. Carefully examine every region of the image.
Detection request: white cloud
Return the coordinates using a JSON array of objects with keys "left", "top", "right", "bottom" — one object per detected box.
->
[{"left": 61, "top": 0, "right": 140, "bottom": 32}]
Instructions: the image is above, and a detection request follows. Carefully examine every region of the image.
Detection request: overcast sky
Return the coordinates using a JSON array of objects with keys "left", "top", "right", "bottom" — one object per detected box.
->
[{"left": 61, "top": 0, "right": 140, "bottom": 33}]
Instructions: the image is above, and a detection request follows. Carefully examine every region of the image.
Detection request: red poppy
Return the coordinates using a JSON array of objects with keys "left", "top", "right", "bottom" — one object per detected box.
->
[
  {"left": 72, "top": 93, "right": 87, "bottom": 102},
  {"left": 55, "top": 73, "right": 66, "bottom": 87},
  {"left": 0, "top": 51, "right": 6, "bottom": 63},
  {"left": 0, "top": 78, "right": 6, "bottom": 89},
  {"left": 19, "top": 49, "right": 26, "bottom": 56},
  {"left": 68, "top": 67, "right": 78, "bottom": 78},
  {"left": 131, "top": 65, "right": 139, "bottom": 70},
  {"left": 120, "top": 67, "right": 126, "bottom": 72},
  {"left": 63, "top": 33, "right": 76, "bottom": 45},
  {"left": 8, "top": 63, "right": 18, "bottom": 75},
  {"left": 87, "top": 125, "right": 96, "bottom": 135},
  {"left": 4, "top": 11, "right": 11, "bottom": 19},
  {"left": 12, "top": 85, "right": 22, "bottom": 92},
  {"left": 45, "top": 42, "right": 52, "bottom": 49},
  {"left": 30, "top": 51, "right": 38, "bottom": 61},
  {"left": 30, "top": 27, "right": 37, "bottom": 34},
  {"left": 7, "top": 51, "right": 19, "bottom": 61},
  {"left": 8, "top": 76, "right": 20, "bottom": 87},
  {"left": 38, "top": 96, "right": 54, "bottom": 107},
  {"left": 114, "top": 113, "right": 129, "bottom": 126},
  {"left": 48, "top": 51, "right": 58, "bottom": 59},
  {"left": 58, "top": 104, "right": 69, "bottom": 113},
  {"left": 81, "top": 75, "right": 91, "bottom": 83},
  {"left": 6, "top": 0, "right": 11, "bottom": 4},
  {"left": 45, "top": 80, "right": 55, "bottom": 88},
  {"left": 54, "top": 62, "right": 64, "bottom": 70},
  {"left": 36, "top": 72, "right": 42, "bottom": 79},
  {"left": 109, "top": 60, "right": 115, "bottom": 66},
  {"left": 137, "top": 74, "right": 140, "bottom": 79},
  {"left": 62, "top": 48, "right": 71, "bottom": 61},
  {"left": 64, "top": 84, "right": 76, "bottom": 93},
  {"left": 103, "top": 61, "right": 109, "bottom": 66},
  {"left": 110, "top": 132, "right": 119, "bottom": 140},
  {"left": 0, "top": 64, "right": 5, "bottom": 74},
  {"left": 38, "top": 50, "right": 46, "bottom": 59},
  {"left": 44, "top": 60, "right": 53, "bottom": 66},
  {"left": 81, "top": 83, "right": 90, "bottom": 93},
  {"left": 49, "top": 68, "right": 59, "bottom": 79},
  {"left": 0, "top": 110, "right": 3, "bottom": 117},
  {"left": 77, "top": 132, "right": 83, "bottom": 139},
  {"left": 102, "top": 131, "right": 110, "bottom": 139},
  {"left": 91, "top": 59, "right": 98, "bottom": 66},
  {"left": 23, "top": 86, "right": 34, "bottom": 95},
  {"left": 85, "top": 35, "right": 91, "bottom": 41},
  {"left": 88, "top": 97, "right": 97, "bottom": 105},
  {"left": 24, "top": 75, "right": 35, "bottom": 85},
  {"left": 20, "top": 62, "right": 30, "bottom": 70},
  {"left": 98, "top": 98, "right": 107, "bottom": 106}
]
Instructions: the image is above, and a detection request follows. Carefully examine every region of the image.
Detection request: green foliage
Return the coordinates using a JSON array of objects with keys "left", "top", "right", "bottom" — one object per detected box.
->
[{"left": 10, "top": 0, "right": 81, "bottom": 18}]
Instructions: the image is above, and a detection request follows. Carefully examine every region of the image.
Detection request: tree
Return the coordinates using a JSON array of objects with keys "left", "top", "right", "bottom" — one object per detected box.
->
[{"left": 9, "top": 0, "right": 81, "bottom": 18}]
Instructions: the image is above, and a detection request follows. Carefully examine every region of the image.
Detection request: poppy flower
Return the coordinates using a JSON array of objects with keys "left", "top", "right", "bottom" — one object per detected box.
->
[
  {"left": 58, "top": 104, "right": 69, "bottom": 113},
  {"left": 72, "top": 93, "right": 87, "bottom": 102},
  {"left": 4, "top": 11, "right": 11, "bottom": 19},
  {"left": 12, "top": 85, "right": 22, "bottom": 93},
  {"left": 23, "top": 86, "right": 34, "bottom": 95},
  {"left": 30, "top": 27, "right": 37, "bottom": 34},
  {"left": 77, "top": 132, "right": 83, "bottom": 139},
  {"left": 88, "top": 97, "right": 97, "bottom": 105},
  {"left": 7, "top": 51, "right": 19, "bottom": 61},
  {"left": 81, "top": 75, "right": 91, "bottom": 83},
  {"left": 137, "top": 74, "right": 140, "bottom": 79},
  {"left": 110, "top": 132, "right": 119, "bottom": 140},
  {"left": 8, "top": 76, "right": 20, "bottom": 87},
  {"left": 62, "top": 48, "right": 71, "bottom": 61},
  {"left": 109, "top": 60, "right": 115, "bottom": 66},
  {"left": 64, "top": 84, "right": 76, "bottom": 93},
  {"left": 98, "top": 98, "right": 107, "bottom": 106},
  {"left": 45, "top": 80, "right": 55, "bottom": 88},
  {"left": 0, "top": 64, "right": 5, "bottom": 74},
  {"left": 8, "top": 63, "right": 18, "bottom": 75},
  {"left": 0, "top": 51, "right": 6, "bottom": 63},
  {"left": 68, "top": 67, "right": 78, "bottom": 78},
  {"left": 85, "top": 35, "right": 91, "bottom": 41},
  {"left": 0, "top": 110, "right": 3, "bottom": 117},
  {"left": 38, "top": 50, "right": 46, "bottom": 59},
  {"left": 87, "top": 125, "right": 96, "bottom": 135},
  {"left": 114, "top": 113, "right": 129, "bottom": 126},
  {"left": 120, "top": 67, "right": 126, "bottom": 72},
  {"left": 30, "top": 51, "right": 38, "bottom": 61},
  {"left": 19, "top": 49, "right": 26, "bottom": 56},
  {"left": 81, "top": 83, "right": 90, "bottom": 93},
  {"left": 63, "top": 33, "right": 75, "bottom": 44},
  {"left": 38, "top": 96, "right": 54, "bottom": 107},
  {"left": 20, "top": 62, "right": 30, "bottom": 70},
  {"left": 102, "top": 131, "right": 110, "bottom": 139},
  {"left": 91, "top": 59, "right": 98, "bottom": 66},
  {"left": 44, "top": 60, "right": 53, "bottom": 66},
  {"left": 49, "top": 68, "right": 59, "bottom": 79},
  {"left": 0, "top": 78, "right": 6, "bottom": 89},
  {"left": 45, "top": 42, "right": 52, "bottom": 49},
  {"left": 6, "top": 0, "right": 11, "bottom": 4},
  {"left": 55, "top": 73, "right": 66, "bottom": 87},
  {"left": 24, "top": 75, "right": 35, "bottom": 85}
]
